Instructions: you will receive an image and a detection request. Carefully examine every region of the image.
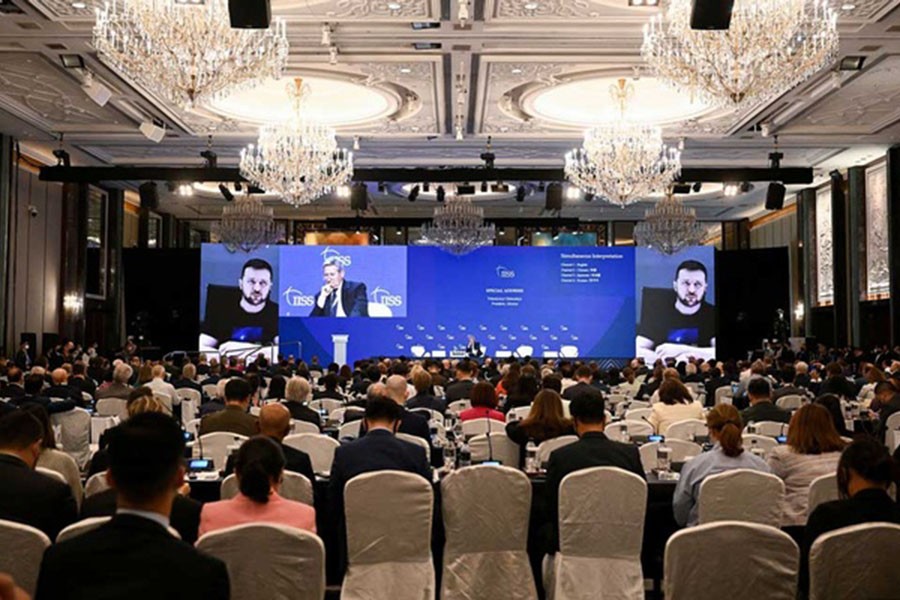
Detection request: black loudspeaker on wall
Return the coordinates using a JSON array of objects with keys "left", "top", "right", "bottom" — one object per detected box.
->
[
  {"left": 229, "top": 0, "right": 271, "bottom": 28},
  {"left": 766, "top": 183, "right": 786, "bottom": 210},
  {"left": 139, "top": 181, "right": 159, "bottom": 211},
  {"left": 545, "top": 183, "right": 563, "bottom": 212},
  {"left": 350, "top": 183, "right": 368, "bottom": 212},
  {"left": 42, "top": 332, "right": 60, "bottom": 353},
  {"left": 690, "top": 0, "right": 735, "bottom": 30}
]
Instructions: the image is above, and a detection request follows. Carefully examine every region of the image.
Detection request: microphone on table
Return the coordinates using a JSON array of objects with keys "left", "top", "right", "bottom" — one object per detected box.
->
[{"left": 486, "top": 414, "right": 494, "bottom": 463}]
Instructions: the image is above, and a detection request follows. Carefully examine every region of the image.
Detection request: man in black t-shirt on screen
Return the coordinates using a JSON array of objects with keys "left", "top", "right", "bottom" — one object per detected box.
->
[{"left": 636, "top": 259, "right": 715, "bottom": 363}]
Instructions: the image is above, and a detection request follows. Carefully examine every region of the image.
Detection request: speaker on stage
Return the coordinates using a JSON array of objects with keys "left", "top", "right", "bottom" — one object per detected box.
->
[
  {"left": 690, "top": 0, "right": 734, "bottom": 30},
  {"left": 350, "top": 183, "right": 368, "bottom": 212},
  {"left": 766, "top": 183, "right": 786, "bottom": 210},
  {"left": 229, "top": 0, "right": 271, "bottom": 29},
  {"left": 139, "top": 182, "right": 159, "bottom": 211},
  {"left": 545, "top": 183, "right": 563, "bottom": 212}
]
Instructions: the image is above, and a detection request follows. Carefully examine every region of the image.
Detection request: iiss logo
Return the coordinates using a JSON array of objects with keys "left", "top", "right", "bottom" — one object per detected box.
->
[
  {"left": 321, "top": 247, "right": 352, "bottom": 268},
  {"left": 369, "top": 286, "right": 403, "bottom": 307},
  {"left": 282, "top": 286, "right": 315, "bottom": 308},
  {"left": 496, "top": 265, "right": 516, "bottom": 279}
]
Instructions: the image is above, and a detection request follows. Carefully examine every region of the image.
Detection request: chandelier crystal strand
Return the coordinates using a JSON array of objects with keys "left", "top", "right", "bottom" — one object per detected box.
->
[
  {"left": 633, "top": 191, "right": 706, "bottom": 255},
  {"left": 565, "top": 79, "right": 681, "bottom": 208},
  {"left": 93, "top": 0, "right": 289, "bottom": 109},
  {"left": 417, "top": 196, "right": 496, "bottom": 256},
  {"left": 642, "top": 0, "right": 839, "bottom": 108},
  {"left": 240, "top": 78, "right": 354, "bottom": 207},
  {"left": 214, "top": 194, "right": 280, "bottom": 253}
]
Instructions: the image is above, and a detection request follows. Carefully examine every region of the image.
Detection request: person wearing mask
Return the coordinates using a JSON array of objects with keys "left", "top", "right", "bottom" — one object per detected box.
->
[
  {"left": 199, "top": 436, "right": 316, "bottom": 537},
  {"left": 505, "top": 390, "right": 575, "bottom": 467},
  {"left": 458, "top": 382, "right": 505, "bottom": 423},
  {"left": 740, "top": 378, "right": 792, "bottom": 426},
  {"left": 767, "top": 404, "right": 846, "bottom": 527},
  {"left": 198, "top": 378, "right": 259, "bottom": 437},
  {"left": 672, "top": 405, "right": 771, "bottom": 527},
  {"left": 647, "top": 379, "right": 705, "bottom": 435}
]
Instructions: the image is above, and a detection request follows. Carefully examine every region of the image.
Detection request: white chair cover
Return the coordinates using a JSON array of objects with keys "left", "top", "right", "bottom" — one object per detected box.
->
[
  {"left": 441, "top": 466, "right": 536, "bottom": 600},
  {"left": 0, "top": 519, "right": 51, "bottom": 596},
  {"left": 809, "top": 522, "right": 900, "bottom": 600},
  {"left": 561, "top": 400, "right": 571, "bottom": 419},
  {"left": 885, "top": 412, "right": 900, "bottom": 452},
  {"left": 807, "top": 473, "right": 839, "bottom": 517},
  {"left": 95, "top": 397, "right": 127, "bottom": 419},
  {"left": 461, "top": 418, "right": 496, "bottom": 439},
  {"left": 90, "top": 415, "right": 119, "bottom": 445},
  {"left": 664, "top": 419, "right": 709, "bottom": 441},
  {"left": 664, "top": 521, "right": 798, "bottom": 600},
  {"left": 638, "top": 440, "right": 702, "bottom": 474},
  {"left": 551, "top": 467, "right": 647, "bottom": 600},
  {"left": 506, "top": 406, "right": 532, "bottom": 422},
  {"left": 310, "top": 399, "right": 344, "bottom": 415},
  {"left": 447, "top": 400, "right": 472, "bottom": 415},
  {"left": 342, "top": 471, "right": 434, "bottom": 600},
  {"left": 775, "top": 395, "right": 804, "bottom": 410},
  {"left": 250, "top": 406, "right": 262, "bottom": 417},
  {"left": 36, "top": 466, "right": 67, "bottom": 484},
  {"left": 330, "top": 407, "right": 365, "bottom": 425},
  {"left": 338, "top": 420, "right": 362, "bottom": 440},
  {"left": 153, "top": 392, "right": 173, "bottom": 415},
  {"left": 82, "top": 391, "right": 93, "bottom": 403},
  {"left": 396, "top": 432, "right": 431, "bottom": 463},
  {"left": 714, "top": 386, "right": 733, "bottom": 406},
  {"left": 290, "top": 420, "right": 321, "bottom": 435},
  {"left": 202, "top": 383, "right": 219, "bottom": 398},
  {"left": 185, "top": 418, "right": 201, "bottom": 437},
  {"left": 198, "top": 432, "right": 248, "bottom": 472},
  {"left": 750, "top": 421, "right": 788, "bottom": 437},
  {"left": 698, "top": 469, "right": 784, "bottom": 527},
  {"left": 56, "top": 516, "right": 111, "bottom": 543},
  {"left": 623, "top": 408, "right": 652, "bottom": 422},
  {"left": 84, "top": 471, "right": 111, "bottom": 497},
  {"left": 468, "top": 433, "right": 520, "bottom": 467},
  {"left": 536, "top": 436, "right": 578, "bottom": 466},
  {"left": 409, "top": 408, "right": 443, "bottom": 422},
  {"left": 603, "top": 420, "right": 652, "bottom": 442},
  {"left": 742, "top": 434, "right": 778, "bottom": 457},
  {"left": 197, "top": 523, "right": 326, "bottom": 600},
  {"left": 606, "top": 394, "right": 628, "bottom": 407},
  {"left": 626, "top": 400, "right": 650, "bottom": 409},
  {"left": 178, "top": 389, "right": 201, "bottom": 427},
  {"left": 51, "top": 407, "right": 91, "bottom": 469},
  {"left": 220, "top": 471, "right": 314, "bottom": 505},
  {"left": 283, "top": 433, "right": 340, "bottom": 475}
]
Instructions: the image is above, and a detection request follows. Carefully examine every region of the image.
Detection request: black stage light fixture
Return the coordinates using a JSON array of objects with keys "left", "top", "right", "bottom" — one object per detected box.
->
[
  {"left": 480, "top": 181, "right": 488, "bottom": 193},
  {"left": 545, "top": 183, "right": 563, "bottom": 212},
  {"left": 408, "top": 184, "right": 420, "bottom": 202},
  {"left": 672, "top": 183, "right": 692, "bottom": 195},
  {"left": 584, "top": 192, "right": 594, "bottom": 202},
  {"left": 52, "top": 149, "right": 71, "bottom": 167},
  {"left": 350, "top": 182, "right": 369, "bottom": 211},
  {"left": 423, "top": 182, "right": 431, "bottom": 193},
  {"left": 839, "top": 56, "right": 866, "bottom": 71},
  {"left": 218, "top": 184, "right": 234, "bottom": 202},
  {"left": 692, "top": 182, "right": 703, "bottom": 193},
  {"left": 690, "top": 0, "right": 734, "bottom": 30},
  {"left": 377, "top": 182, "right": 387, "bottom": 193},
  {"left": 139, "top": 181, "right": 159, "bottom": 210},
  {"left": 765, "top": 182, "right": 786, "bottom": 210},
  {"left": 457, "top": 183, "right": 476, "bottom": 195},
  {"left": 229, "top": 0, "right": 271, "bottom": 28},
  {"left": 59, "top": 54, "right": 85, "bottom": 69},
  {"left": 491, "top": 182, "right": 510, "bottom": 193},
  {"left": 436, "top": 185, "right": 446, "bottom": 202},
  {"left": 740, "top": 181, "right": 753, "bottom": 193},
  {"left": 164, "top": 181, "right": 177, "bottom": 193},
  {"left": 413, "top": 42, "right": 442, "bottom": 50},
  {"left": 516, "top": 186, "right": 526, "bottom": 202},
  {"left": 234, "top": 181, "right": 243, "bottom": 192},
  {"left": 411, "top": 22, "right": 441, "bottom": 30},
  {"left": 200, "top": 149, "right": 217, "bottom": 169}
]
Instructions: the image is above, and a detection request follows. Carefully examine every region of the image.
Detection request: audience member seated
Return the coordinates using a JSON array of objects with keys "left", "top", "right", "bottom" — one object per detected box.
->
[
  {"left": 10, "top": 373, "right": 75, "bottom": 415},
  {"left": 224, "top": 404, "right": 315, "bottom": 483},
  {"left": 266, "top": 375, "right": 286, "bottom": 401},
  {"left": 740, "top": 378, "right": 791, "bottom": 426},
  {"left": 772, "top": 364, "right": 811, "bottom": 402},
  {"left": 767, "top": 404, "right": 846, "bottom": 527},
  {"left": 2, "top": 366, "right": 26, "bottom": 399},
  {"left": 361, "top": 377, "right": 430, "bottom": 442},
  {"left": 88, "top": 390, "right": 167, "bottom": 477},
  {"left": 172, "top": 363, "right": 202, "bottom": 393},
  {"left": 198, "top": 378, "right": 259, "bottom": 437},
  {"left": 562, "top": 365, "right": 605, "bottom": 403},
  {"left": 200, "top": 436, "right": 316, "bottom": 538},
  {"left": 23, "top": 405, "right": 83, "bottom": 508},
  {"left": 672, "top": 404, "right": 771, "bottom": 527},
  {"left": 856, "top": 363, "right": 884, "bottom": 401},
  {"left": 406, "top": 368, "right": 446, "bottom": 414},
  {"left": 445, "top": 360, "right": 477, "bottom": 402},
  {"left": 313, "top": 374, "right": 344, "bottom": 401},
  {"left": 282, "top": 376, "right": 321, "bottom": 429},
  {"left": 542, "top": 374, "right": 563, "bottom": 394},
  {"left": 817, "top": 362, "right": 857, "bottom": 400},
  {"left": 799, "top": 438, "right": 900, "bottom": 598},
  {"left": 81, "top": 485, "right": 202, "bottom": 545},
  {"left": 617, "top": 366, "right": 643, "bottom": 400},
  {"left": 69, "top": 362, "right": 96, "bottom": 400},
  {"left": 543, "top": 393, "right": 644, "bottom": 553},
  {"left": 45, "top": 368, "right": 82, "bottom": 405},
  {"left": 458, "top": 382, "right": 505, "bottom": 423},
  {"left": 495, "top": 362, "right": 521, "bottom": 397},
  {"left": 647, "top": 379, "right": 705, "bottom": 435},
  {"left": 504, "top": 365, "right": 541, "bottom": 411},
  {"left": 874, "top": 381, "right": 900, "bottom": 441},
  {"left": 0, "top": 410, "right": 77, "bottom": 540},
  {"left": 814, "top": 394, "right": 852, "bottom": 438},
  {"left": 145, "top": 364, "right": 178, "bottom": 405},
  {"left": 35, "top": 413, "right": 229, "bottom": 599},
  {"left": 506, "top": 389, "right": 575, "bottom": 467},
  {"left": 95, "top": 362, "right": 133, "bottom": 400}
]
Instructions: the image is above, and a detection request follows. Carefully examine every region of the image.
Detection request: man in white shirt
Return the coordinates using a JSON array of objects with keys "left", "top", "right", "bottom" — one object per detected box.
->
[{"left": 145, "top": 365, "right": 179, "bottom": 414}]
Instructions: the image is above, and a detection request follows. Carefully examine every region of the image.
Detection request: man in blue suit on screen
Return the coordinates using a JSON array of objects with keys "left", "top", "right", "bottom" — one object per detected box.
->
[{"left": 310, "top": 256, "right": 369, "bottom": 317}]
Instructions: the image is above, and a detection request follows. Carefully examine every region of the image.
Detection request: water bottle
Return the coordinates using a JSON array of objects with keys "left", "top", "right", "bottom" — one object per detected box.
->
[
  {"left": 525, "top": 441, "right": 538, "bottom": 474},
  {"left": 191, "top": 440, "right": 201, "bottom": 459},
  {"left": 656, "top": 445, "right": 672, "bottom": 473},
  {"left": 443, "top": 439, "right": 457, "bottom": 471},
  {"left": 458, "top": 441, "right": 472, "bottom": 468}
]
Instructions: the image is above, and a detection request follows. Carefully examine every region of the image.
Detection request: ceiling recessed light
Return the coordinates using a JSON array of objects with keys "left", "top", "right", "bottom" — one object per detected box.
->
[
  {"left": 524, "top": 2, "right": 539, "bottom": 9},
  {"left": 399, "top": 67, "right": 411, "bottom": 73},
  {"left": 387, "top": 2, "right": 401, "bottom": 10},
  {"left": 841, "top": 3, "right": 855, "bottom": 10},
  {"left": 71, "top": 1, "right": 86, "bottom": 8},
  {"left": 59, "top": 54, "right": 85, "bottom": 69},
  {"left": 511, "top": 67, "right": 523, "bottom": 74}
]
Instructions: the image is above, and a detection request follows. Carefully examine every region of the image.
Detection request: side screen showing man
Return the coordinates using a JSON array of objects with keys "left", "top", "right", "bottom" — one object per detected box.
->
[
  {"left": 199, "top": 258, "right": 279, "bottom": 358},
  {"left": 636, "top": 259, "right": 716, "bottom": 362},
  {"left": 309, "top": 257, "right": 368, "bottom": 318}
]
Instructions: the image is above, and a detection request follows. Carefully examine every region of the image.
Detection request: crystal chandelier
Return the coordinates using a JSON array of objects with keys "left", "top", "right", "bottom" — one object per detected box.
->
[
  {"left": 93, "top": 0, "right": 289, "bottom": 109},
  {"left": 417, "top": 196, "right": 496, "bottom": 256},
  {"left": 634, "top": 191, "right": 707, "bottom": 255},
  {"left": 240, "top": 78, "right": 353, "bottom": 207},
  {"left": 214, "top": 193, "right": 280, "bottom": 253},
  {"left": 642, "top": 0, "right": 839, "bottom": 108},
  {"left": 565, "top": 79, "right": 681, "bottom": 208}
]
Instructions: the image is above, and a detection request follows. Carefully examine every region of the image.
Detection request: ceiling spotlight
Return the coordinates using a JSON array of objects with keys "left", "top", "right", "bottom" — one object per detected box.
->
[
  {"left": 320, "top": 23, "right": 332, "bottom": 46},
  {"left": 52, "top": 149, "right": 71, "bottom": 167},
  {"left": 692, "top": 182, "right": 702, "bottom": 193},
  {"left": 396, "top": 227, "right": 403, "bottom": 235},
  {"left": 408, "top": 185, "right": 420, "bottom": 202},
  {"left": 336, "top": 185, "right": 351, "bottom": 199},
  {"left": 480, "top": 181, "right": 488, "bottom": 193},
  {"left": 436, "top": 185, "right": 446, "bottom": 202},
  {"left": 584, "top": 192, "right": 594, "bottom": 202},
  {"left": 218, "top": 184, "right": 234, "bottom": 201},
  {"left": 59, "top": 54, "right": 85, "bottom": 69},
  {"left": 516, "top": 186, "right": 526, "bottom": 202},
  {"left": 565, "top": 185, "right": 581, "bottom": 201},
  {"left": 352, "top": 136, "right": 360, "bottom": 150},
  {"left": 422, "top": 182, "right": 431, "bottom": 193},
  {"left": 329, "top": 45, "right": 338, "bottom": 65},
  {"left": 177, "top": 183, "right": 194, "bottom": 197},
  {"left": 139, "top": 119, "right": 166, "bottom": 143},
  {"left": 839, "top": 56, "right": 867, "bottom": 71},
  {"left": 840, "top": 3, "right": 856, "bottom": 10},
  {"left": 724, "top": 182, "right": 739, "bottom": 197},
  {"left": 81, "top": 72, "right": 112, "bottom": 107}
]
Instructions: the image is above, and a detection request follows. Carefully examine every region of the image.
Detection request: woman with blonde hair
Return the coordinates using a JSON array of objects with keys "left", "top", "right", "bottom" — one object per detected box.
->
[
  {"left": 647, "top": 379, "right": 705, "bottom": 435},
  {"left": 505, "top": 389, "right": 575, "bottom": 467},
  {"left": 672, "top": 404, "right": 771, "bottom": 526}
]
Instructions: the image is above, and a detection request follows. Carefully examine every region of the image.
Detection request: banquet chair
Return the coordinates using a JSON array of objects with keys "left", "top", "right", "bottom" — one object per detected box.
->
[
  {"left": 90, "top": 415, "right": 118, "bottom": 445},
  {"left": 561, "top": 400, "right": 571, "bottom": 418},
  {"left": 198, "top": 432, "right": 248, "bottom": 472},
  {"left": 506, "top": 406, "right": 533, "bottom": 422},
  {"left": 409, "top": 407, "right": 443, "bottom": 422},
  {"left": 84, "top": 471, "right": 111, "bottom": 498},
  {"left": 153, "top": 392, "right": 173, "bottom": 415},
  {"left": 95, "top": 397, "right": 128, "bottom": 419},
  {"left": 884, "top": 412, "right": 900, "bottom": 452},
  {"left": 447, "top": 400, "right": 472, "bottom": 415},
  {"left": 623, "top": 408, "right": 652, "bottom": 422},
  {"left": 51, "top": 407, "right": 92, "bottom": 469},
  {"left": 462, "top": 417, "right": 498, "bottom": 439},
  {"left": 809, "top": 522, "right": 900, "bottom": 600},
  {"left": 309, "top": 399, "right": 344, "bottom": 416},
  {"left": 536, "top": 436, "right": 579, "bottom": 467},
  {"left": 441, "top": 466, "right": 537, "bottom": 600},
  {"left": 396, "top": 432, "right": 431, "bottom": 463},
  {"left": 806, "top": 473, "right": 839, "bottom": 517},
  {"left": 664, "top": 419, "right": 709, "bottom": 441},
  {"left": 330, "top": 406, "right": 365, "bottom": 425},
  {"left": 0, "top": 519, "right": 51, "bottom": 596},
  {"left": 221, "top": 471, "right": 313, "bottom": 505},
  {"left": 185, "top": 418, "right": 201, "bottom": 437},
  {"left": 775, "top": 394, "right": 805, "bottom": 411},
  {"left": 290, "top": 420, "right": 321, "bottom": 435},
  {"left": 197, "top": 523, "right": 325, "bottom": 600},
  {"left": 202, "top": 383, "right": 219, "bottom": 398},
  {"left": 36, "top": 466, "right": 67, "bottom": 484},
  {"left": 749, "top": 420, "right": 788, "bottom": 437},
  {"left": 698, "top": 469, "right": 784, "bottom": 527},
  {"left": 342, "top": 470, "right": 434, "bottom": 600},
  {"left": 714, "top": 386, "right": 733, "bottom": 406},
  {"left": 56, "top": 516, "right": 111, "bottom": 543},
  {"left": 283, "top": 433, "right": 340, "bottom": 475},
  {"left": 338, "top": 420, "right": 362, "bottom": 441},
  {"left": 604, "top": 420, "right": 652, "bottom": 442},
  {"left": 664, "top": 521, "right": 798, "bottom": 600},
  {"left": 548, "top": 467, "right": 647, "bottom": 600},
  {"left": 176, "top": 388, "right": 202, "bottom": 426},
  {"left": 742, "top": 434, "right": 778, "bottom": 458},
  {"left": 469, "top": 432, "right": 520, "bottom": 466},
  {"left": 638, "top": 440, "right": 702, "bottom": 474}
]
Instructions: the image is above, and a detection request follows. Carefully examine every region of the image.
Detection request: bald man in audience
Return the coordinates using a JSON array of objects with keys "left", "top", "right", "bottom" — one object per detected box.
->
[
  {"left": 224, "top": 404, "right": 315, "bottom": 482},
  {"left": 45, "top": 368, "right": 83, "bottom": 405},
  {"left": 145, "top": 364, "right": 179, "bottom": 413}
]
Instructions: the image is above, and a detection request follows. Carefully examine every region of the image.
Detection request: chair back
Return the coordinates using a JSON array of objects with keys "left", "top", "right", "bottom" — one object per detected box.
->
[
  {"left": 198, "top": 432, "right": 249, "bottom": 472},
  {"left": 95, "top": 397, "right": 127, "bottom": 419},
  {"left": 396, "top": 432, "right": 431, "bottom": 463},
  {"left": 461, "top": 417, "right": 496, "bottom": 438},
  {"left": 309, "top": 398, "right": 343, "bottom": 416},
  {"left": 606, "top": 393, "right": 628, "bottom": 407},
  {"left": 627, "top": 400, "right": 650, "bottom": 409},
  {"left": 468, "top": 432, "right": 520, "bottom": 467},
  {"left": 283, "top": 433, "right": 340, "bottom": 475},
  {"left": 536, "top": 435, "right": 579, "bottom": 466},
  {"left": 775, "top": 395, "right": 804, "bottom": 410},
  {"left": 809, "top": 522, "right": 900, "bottom": 600},
  {"left": 0, "top": 519, "right": 51, "bottom": 596},
  {"left": 290, "top": 420, "right": 321, "bottom": 435},
  {"left": 714, "top": 386, "right": 733, "bottom": 406},
  {"left": 221, "top": 471, "right": 314, "bottom": 505},
  {"left": 409, "top": 407, "right": 443, "bottom": 422},
  {"left": 447, "top": 400, "right": 472, "bottom": 415},
  {"left": 84, "top": 471, "right": 111, "bottom": 497},
  {"left": 177, "top": 388, "right": 202, "bottom": 427},
  {"left": 638, "top": 440, "right": 702, "bottom": 473},
  {"left": 329, "top": 407, "right": 365, "bottom": 425},
  {"left": 36, "top": 466, "right": 67, "bottom": 484},
  {"left": 202, "top": 383, "right": 219, "bottom": 398},
  {"left": 604, "top": 420, "right": 653, "bottom": 442},
  {"left": 90, "top": 415, "right": 119, "bottom": 445},
  {"left": 338, "top": 420, "right": 361, "bottom": 441},
  {"left": 185, "top": 418, "right": 201, "bottom": 437},
  {"left": 342, "top": 471, "right": 434, "bottom": 600},
  {"left": 698, "top": 469, "right": 784, "bottom": 527},
  {"left": 197, "top": 523, "right": 325, "bottom": 600},
  {"left": 750, "top": 420, "right": 788, "bottom": 437},
  {"left": 807, "top": 473, "right": 839, "bottom": 517},
  {"left": 56, "top": 517, "right": 111, "bottom": 543},
  {"left": 51, "top": 407, "right": 91, "bottom": 469},
  {"left": 441, "top": 467, "right": 536, "bottom": 600},
  {"left": 885, "top": 412, "right": 900, "bottom": 451},
  {"left": 742, "top": 434, "right": 778, "bottom": 458},
  {"left": 506, "top": 405, "right": 532, "bottom": 422},
  {"left": 664, "top": 419, "right": 709, "bottom": 441},
  {"left": 664, "top": 521, "right": 798, "bottom": 600},
  {"left": 153, "top": 392, "right": 173, "bottom": 415},
  {"left": 624, "top": 407, "right": 652, "bottom": 422}
]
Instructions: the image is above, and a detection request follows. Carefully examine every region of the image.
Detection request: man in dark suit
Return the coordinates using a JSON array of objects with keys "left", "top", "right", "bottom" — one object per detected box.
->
[
  {"left": 69, "top": 362, "right": 97, "bottom": 400},
  {"left": 313, "top": 374, "right": 345, "bottom": 401},
  {"left": 11, "top": 373, "right": 76, "bottom": 415},
  {"left": 740, "top": 378, "right": 791, "bottom": 426},
  {"left": 45, "top": 368, "right": 85, "bottom": 405},
  {"left": 2, "top": 366, "right": 26, "bottom": 399},
  {"left": 445, "top": 361, "right": 477, "bottom": 403},
  {"left": 224, "top": 404, "right": 316, "bottom": 482},
  {"left": 198, "top": 378, "right": 259, "bottom": 437},
  {"left": 704, "top": 367, "right": 732, "bottom": 406},
  {"left": 309, "top": 257, "right": 368, "bottom": 317},
  {"left": 14, "top": 341, "right": 31, "bottom": 371},
  {"left": 562, "top": 365, "right": 605, "bottom": 402},
  {"left": 0, "top": 411, "right": 77, "bottom": 540},
  {"left": 359, "top": 377, "right": 430, "bottom": 444},
  {"left": 80, "top": 489, "right": 202, "bottom": 545},
  {"left": 465, "top": 335, "right": 484, "bottom": 358},
  {"left": 173, "top": 363, "right": 203, "bottom": 393},
  {"left": 818, "top": 362, "right": 858, "bottom": 400},
  {"left": 544, "top": 393, "right": 644, "bottom": 553},
  {"left": 35, "top": 412, "right": 229, "bottom": 599}
]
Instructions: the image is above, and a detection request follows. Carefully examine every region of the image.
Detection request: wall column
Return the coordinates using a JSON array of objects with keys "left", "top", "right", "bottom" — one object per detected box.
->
[
  {"left": 797, "top": 188, "right": 817, "bottom": 337},
  {"left": 847, "top": 167, "right": 866, "bottom": 347},
  {"left": 59, "top": 183, "right": 88, "bottom": 343},
  {"left": 887, "top": 146, "right": 900, "bottom": 346},
  {"left": 0, "top": 136, "right": 13, "bottom": 353}
]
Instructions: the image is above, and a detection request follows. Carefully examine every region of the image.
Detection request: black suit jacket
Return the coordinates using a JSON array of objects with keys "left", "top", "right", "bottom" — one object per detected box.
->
[
  {"left": 80, "top": 490, "right": 203, "bottom": 545},
  {"left": 562, "top": 382, "right": 604, "bottom": 402},
  {"left": 407, "top": 394, "right": 447, "bottom": 414},
  {"left": 3, "top": 384, "right": 25, "bottom": 399},
  {"left": 283, "top": 401, "right": 322, "bottom": 430},
  {"left": 0, "top": 454, "right": 77, "bottom": 540},
  {"left": 70, "top": 377, "right": 96, "bottom": 400},
  {"left": 224, "top": 438, "right": 316, "bottom": 482},
  {"left": 309, "top": 281, "right": 368, "bottom": 317},
  {"left": 173, "top": 379, "right": 202, "bottom": 393},
  {"left": 543, "top": 432, "right": 645, "bottom": 552},
  {"left": 818, "top": 376, "right": 858, "bottom": 400},
  {"left": 360, "top": 408, "right": 430, "bottom": 443},
  {"left": 704, "top": 376, "right": 732, "bottom": 403},
  {"left": 10, "top": 394, "right": 76, "bottom": 415},
  {"left": 445, "top": 379, "right": 475, "bottom": 403},
  {"left": 740, "top": 401, "right": 792, "bottom": 425},
  {"left": 46, "top": 384, "right": 85, "bottom": 406},
  {"left": 35, "top": 514, "right": 229, "bottom": 600}
]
